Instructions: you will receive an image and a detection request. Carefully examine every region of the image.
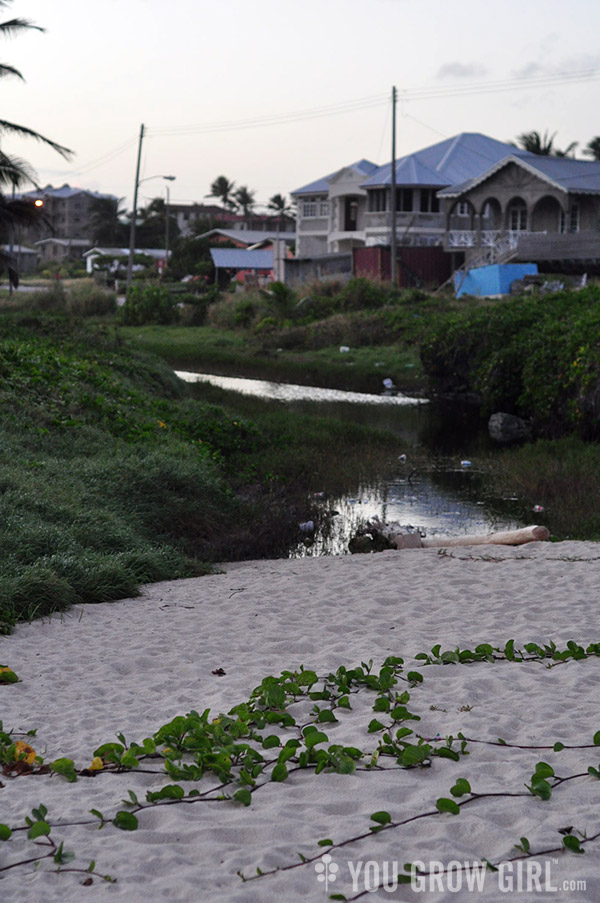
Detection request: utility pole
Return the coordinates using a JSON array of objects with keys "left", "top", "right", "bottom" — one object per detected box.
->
[
  {"left": 390, "top": 86, "right": 397, "bottom": 285},
  {"left": 126, "top": 123, "right": 145, "bottom": 288}
]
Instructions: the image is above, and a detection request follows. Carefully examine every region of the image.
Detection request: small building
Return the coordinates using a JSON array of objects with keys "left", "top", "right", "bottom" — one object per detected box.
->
[
  {"left": 210, "top": 248, "right": 274, "bottom": 286},
  {"left": 35, "top": 238, "right": 92, "bottom": 264}
]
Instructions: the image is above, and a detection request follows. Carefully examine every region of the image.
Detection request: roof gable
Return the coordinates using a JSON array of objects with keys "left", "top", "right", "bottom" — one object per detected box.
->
[
  {"left": 292, "top": 159, "right": 378, "bottom": 196},
  {"left": 438, "top": 154, "right": 600, "bottom": 198}
]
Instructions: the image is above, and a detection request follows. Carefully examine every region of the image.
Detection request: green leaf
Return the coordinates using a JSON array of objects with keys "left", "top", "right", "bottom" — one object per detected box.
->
[
  {"left": 450, "top": 778, "right": 471, "bottom": 797},
  {"left": 563, "top": 835, "right": 584, "bottom": 854},
  {"left": 406, "top": 671, "right": 423, "bottom": 684},
  {"left": 401, "top": 744, "right": 430, "bottom": 767},
  {"left": 318, "top": 838, "right": 333, "bottom": 846},
  {"left": 233, "top": 789, "right": 252, "bottom": 806},
  {"left": 0, "top": 824, "right": 12, "bottom": 840},
  {"left": 27, "top": 820, "right": 51, "bottom": 839},
  {"left": 262, "top": 735, "right": 281, "bottom": 749},
  {"left": 367, "top": 719, "right": 386, "bottom": 734},
  {"left": 593, "top": 731, "right": 600, "bottom": 746},
  {"left": 370, "top": 810, "right": 391, "bottom": 825},
  {"left": 436, "top": 798, "right": 460, "bottom": 815},
  {"left": 316, "top": 709, "right": 338, "bottom": 723},
  {"left": 518, "top": 836, "right": 530, "bottom": 852},
  {"left": 271, "top": 762, "right": 288, "bottom": 782},
  {"left": 553, "top": 742, "right": 565, "bottom": 752},
  {"left": 147, "top": 784, "right": 185, "bottom": 802},
  {"left": 50, "top": 757, "right": 78, "bottom": 783},
  {"left": 113, "top": 811, "right": 138, "bottom": 831},
  {"left": 534, "top": 762, "right": 555, "bottom": 779},
  {"left": 304, "top": 730, "right": 328, "bottom": 748}
]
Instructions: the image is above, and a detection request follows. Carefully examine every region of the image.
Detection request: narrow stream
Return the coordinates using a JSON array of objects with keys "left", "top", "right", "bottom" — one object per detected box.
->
[{"left": 176, "top": 371, "right": 527, "bottom": 556}]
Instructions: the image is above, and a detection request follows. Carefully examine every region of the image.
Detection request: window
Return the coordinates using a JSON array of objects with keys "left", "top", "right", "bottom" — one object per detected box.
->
[
  {"left": 319, "top": 200, "right": 329, "bottom": 217},
  {"left": 420, "top": 189, "right": 440, "bottom": 213},
  {"left": 302, "top": 198, "right": 317, "bottom": 217},
  {"left": 395, "top": 189, "right": 413, "bottom": 212},
  {"left": 368, "top": 189, "right": 387, "bottom": 212},
  {"left": 508, "top": 202, "right": 527, "bottom": 231},
  {"left": 561, "top": 204, "right": 580, "bottom": 233},
  {"left": 457, "top": 201, "right": 470, "bottom": 217}
]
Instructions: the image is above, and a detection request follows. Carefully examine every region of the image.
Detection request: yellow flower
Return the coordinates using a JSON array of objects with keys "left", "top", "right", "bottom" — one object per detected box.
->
[
  {"left": 14, "top": 741, "right": 36, "bottom": 765},
  {"left": 157, "top": 420, "right": 167, "bottom": 429},
  {"left": 0, "top": 666, "right": 12, "bottom": 673},
  {"left": 212, "top": 717, "right": 221, "bottom": 725},
  {"left": 88, "top": 757, "right": 104, "bottom": 771}
]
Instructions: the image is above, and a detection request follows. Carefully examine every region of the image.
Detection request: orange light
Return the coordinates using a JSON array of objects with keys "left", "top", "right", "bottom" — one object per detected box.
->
[{"left": 34, "top": 199, "right": 44, "bottom": 207}]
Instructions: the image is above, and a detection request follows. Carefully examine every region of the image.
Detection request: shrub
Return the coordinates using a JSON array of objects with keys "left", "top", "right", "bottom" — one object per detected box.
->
[{"left": 119, "top": 282, "right": 180, "bottom": 325}]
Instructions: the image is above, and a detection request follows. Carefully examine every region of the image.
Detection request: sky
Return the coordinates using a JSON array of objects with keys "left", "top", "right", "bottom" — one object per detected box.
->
[{"left": 3, "top": 0, "right": 600, "bottom": 212}]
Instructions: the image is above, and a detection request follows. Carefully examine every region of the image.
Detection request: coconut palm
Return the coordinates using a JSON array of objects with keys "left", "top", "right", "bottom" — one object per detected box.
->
[
  {"left": 233, "top": 185, "right": 256, "bottom": 221},
  {"left": 583, "top": 137, "right": 600, "bottom": 161},
  {"left": 0, "top": 2, "right": 72, "bottom": 164},
  {"left": 515, "top": 130, "right": 577, "bottom": 157},
  {"left": 207, "top": 175, "right": 236, "bottom": 211},
  {"left": 88, "top": 196, "right": 128, "bottom": 246},
  {"left": 0, "top": 2, "right": 73, "bottom": 285},
  {"left": 267, "top": 193, "right": 294, "bottom": 224}
]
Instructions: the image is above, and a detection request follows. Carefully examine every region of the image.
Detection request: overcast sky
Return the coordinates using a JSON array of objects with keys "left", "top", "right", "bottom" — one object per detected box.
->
[{"left": 3, "top": 0, "right": 600, "bottom": 210}]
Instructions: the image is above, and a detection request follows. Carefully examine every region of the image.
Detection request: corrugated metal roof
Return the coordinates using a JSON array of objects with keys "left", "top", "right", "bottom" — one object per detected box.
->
[
  {"left": 210, "top": 248, "right": 273, "bottom": 269},
  {"left": 361, "top": 133, "right": 534, "bottom": 189},
  {"left": 438, "top": 154, "right": 600, "bottom": 198},
  {"left": 292, "top": 159, "right": 378, "bottom": 196},
  {"left": 198, "top": 228, "right": 295, "bottom": 244}
]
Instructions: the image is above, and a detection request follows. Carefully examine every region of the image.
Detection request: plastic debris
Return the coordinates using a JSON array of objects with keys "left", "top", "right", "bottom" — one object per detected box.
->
[
  {"left": 339, "top": 345, "right": 350, "bottom": 353},
  {"left": 398, "top": 454, "right": 407, "bottom": 464},
  {"left": 533, "top": 505, "right": 545, "bottom": 513},
  {"left": 312, "top": 491, "right": 326, "bottom": 499},
  {"left": 299, "top": 520, "right": 315, "bottom": 533},
  {"left": 461, "top": 460, "right": 472, "bottom": 468},
  {"left": 382, "top": 377, "right": 394, "bottom": 389}
]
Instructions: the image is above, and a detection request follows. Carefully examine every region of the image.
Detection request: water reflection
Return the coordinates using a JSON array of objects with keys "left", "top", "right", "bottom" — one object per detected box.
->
[
  {"left": 176, "top": 371, "right": 426, "bottom": 407},
  {"left": 176, "top": 370, "right": 526, "bottom": 556}
]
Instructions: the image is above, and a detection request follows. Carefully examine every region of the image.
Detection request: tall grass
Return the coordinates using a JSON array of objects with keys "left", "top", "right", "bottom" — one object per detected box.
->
[{"left": 492, "top": 437, "right": 600, "bottom": 539}]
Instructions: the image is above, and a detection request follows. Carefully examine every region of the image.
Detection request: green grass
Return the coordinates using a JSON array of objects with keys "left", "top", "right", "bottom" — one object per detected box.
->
[
  {"left": 0, "top": 312, "right": 403, "bottom": 631},
  {"left": 491, "top": 437, "right": 600, "bottom": 540}
]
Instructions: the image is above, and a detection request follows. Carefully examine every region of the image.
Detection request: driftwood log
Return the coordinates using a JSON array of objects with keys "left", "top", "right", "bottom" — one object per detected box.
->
[{"left": 357, "top": 518, "right": 549, "bottom": 551}]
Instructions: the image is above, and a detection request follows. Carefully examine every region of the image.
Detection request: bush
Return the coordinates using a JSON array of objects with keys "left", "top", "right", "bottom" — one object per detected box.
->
[{"left": 120, "top": 282, "right": 180, "bottom": 325}]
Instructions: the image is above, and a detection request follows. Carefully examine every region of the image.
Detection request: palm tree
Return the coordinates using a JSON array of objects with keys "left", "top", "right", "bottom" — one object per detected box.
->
[
  {"left": 233, "top": 185, "right": 256, "bottom": 222},
  {"left": 515, "top": 130, "right": 577, "bottom": 157},
  {"left": 88, "top": 196, "right": 128, "bottom": 246},
  {"left": 0, "top": 2, "right": 73, "bottom": 285},
  {"left": 583, "top": 137, "right": 600, "bottom": 161},
  {"left": 207, "top": 175, "right": 236, "bottom": 211},
  {"left": 267, "top": 193, "right": 294, "bottom": 225},
  {"left": 0, "top": 2, "right": 72, "bottom": 164}
]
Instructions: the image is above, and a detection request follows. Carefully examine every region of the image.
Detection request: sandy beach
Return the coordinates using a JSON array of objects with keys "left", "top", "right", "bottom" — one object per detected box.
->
[{"left": 2, "top": 542, "right": 600, "bottom": 902}]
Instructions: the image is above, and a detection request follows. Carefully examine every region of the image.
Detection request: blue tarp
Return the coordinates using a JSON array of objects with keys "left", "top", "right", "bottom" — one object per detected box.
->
[{"left": 455, "top": 263, "right": 538, "bottom": 298}]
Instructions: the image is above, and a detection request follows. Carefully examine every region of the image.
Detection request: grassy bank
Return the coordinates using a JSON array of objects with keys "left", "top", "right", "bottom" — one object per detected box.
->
[
  {"left": 0, "top": 312, "right": 399, "bottom": 631},
  {"left": 119, "top": 278, "right": 495, "bottom": 396}
]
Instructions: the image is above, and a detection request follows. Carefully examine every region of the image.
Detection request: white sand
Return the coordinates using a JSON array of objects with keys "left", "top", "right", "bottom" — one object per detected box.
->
[{"left": 2, "top": 542, "right": 600, "bottom": 902}]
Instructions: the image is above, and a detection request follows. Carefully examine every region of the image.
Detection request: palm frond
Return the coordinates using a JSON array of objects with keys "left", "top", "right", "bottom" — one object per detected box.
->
[
  {"left": 0, "top": 62, "right": 22, "bottom": 79},
  {"left": 0, "top": 18, "right": 43, "bottom": 37},
  {"left": 0, "top": 118, "right": 73, "bottom": 158}
]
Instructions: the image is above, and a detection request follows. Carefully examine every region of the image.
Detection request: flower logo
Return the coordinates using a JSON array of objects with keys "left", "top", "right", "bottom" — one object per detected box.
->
[{"left": 315, "top": 853, "right": 338, "bottom": 891}]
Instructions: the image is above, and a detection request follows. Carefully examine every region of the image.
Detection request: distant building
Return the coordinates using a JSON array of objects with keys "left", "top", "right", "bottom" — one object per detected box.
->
[
  {"left": 20, "top": 184, "right": 117, "bottom": 243},
  {"left": 170, "top": 203, "right": 295, "bottom": 237}
]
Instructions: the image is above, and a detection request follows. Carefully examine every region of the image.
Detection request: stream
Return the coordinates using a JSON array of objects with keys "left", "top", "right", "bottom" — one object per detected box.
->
[{"left": 176, "top": 371, "right": 528, "bottom": 557}]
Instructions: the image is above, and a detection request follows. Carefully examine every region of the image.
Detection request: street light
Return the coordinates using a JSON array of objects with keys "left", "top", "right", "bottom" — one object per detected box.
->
[{"left": 126, "top": 173, "right": 175, "bottom": 287}]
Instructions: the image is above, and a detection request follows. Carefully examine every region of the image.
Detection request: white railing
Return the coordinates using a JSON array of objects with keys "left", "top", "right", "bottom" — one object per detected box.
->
[{"left": 448, "top": 230, "right": 476, "bottom": 247}]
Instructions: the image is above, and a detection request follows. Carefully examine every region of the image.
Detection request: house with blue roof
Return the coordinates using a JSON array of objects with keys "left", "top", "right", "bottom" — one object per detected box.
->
[
  {"left": 291, "top": 134, "right": 534, "bottom": 258},
  {"left": 438, "top": 154, "right": 600, "bottom": 269}
]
